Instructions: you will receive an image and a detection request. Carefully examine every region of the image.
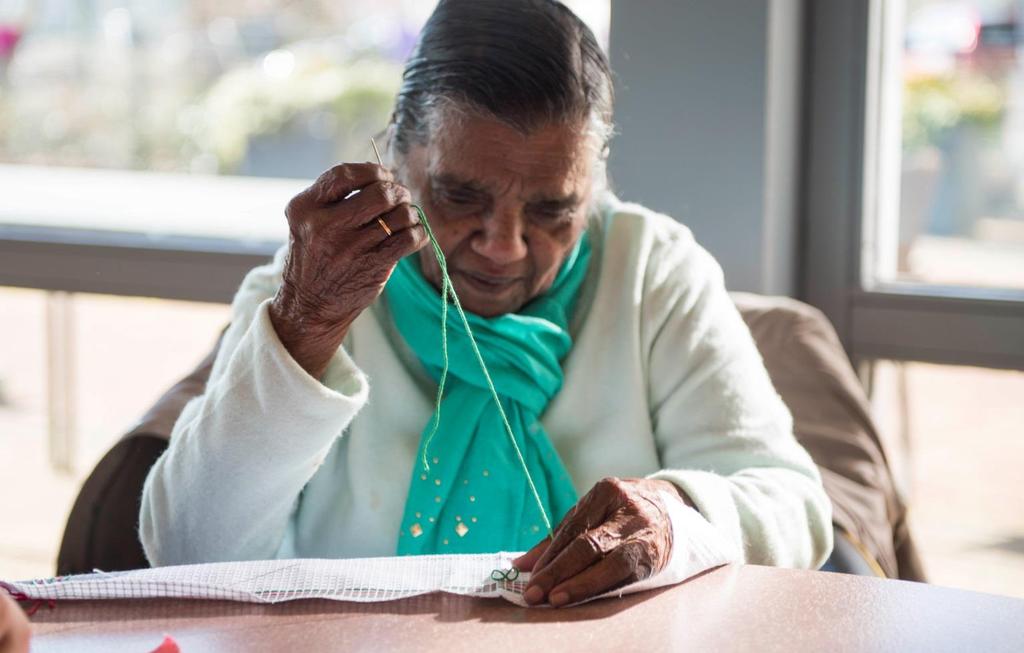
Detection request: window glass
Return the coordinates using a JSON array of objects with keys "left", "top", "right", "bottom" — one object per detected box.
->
[
  {"left": 0, "top": 0, "right": 609, "bottom": 179},
  {"left": 0, "top": 1, "right": 609, "bottom": 238},
  {"left": 0, "top": 286, "right": 230, "bottom": 579},
  {"left": 875, "top": 0, "right": 1024, "bottom": 291}
]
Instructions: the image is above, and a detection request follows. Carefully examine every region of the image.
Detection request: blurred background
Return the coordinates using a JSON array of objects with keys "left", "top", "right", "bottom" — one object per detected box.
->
[
  {"left": 0, "top": 0, "right": 1022, "bottom": 599},
  {"left": 0, "top": 0, "right": 609, "bottom": 177},
  {"left": 898, "top": 0, "right": 1024, "bottom": 288}
]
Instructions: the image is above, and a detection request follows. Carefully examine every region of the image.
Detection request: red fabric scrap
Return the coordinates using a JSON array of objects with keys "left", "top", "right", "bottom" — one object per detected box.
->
[{"left": 148, "top": 634, "right": 181, "bottom": 653}]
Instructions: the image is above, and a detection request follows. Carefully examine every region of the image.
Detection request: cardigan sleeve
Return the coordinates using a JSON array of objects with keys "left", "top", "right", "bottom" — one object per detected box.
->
[
  {"left": 139, "top": 247, "right": 370, "bottom": 566},
  {"left": 641, "top": 223, "right": 833, "bottom": 569}
]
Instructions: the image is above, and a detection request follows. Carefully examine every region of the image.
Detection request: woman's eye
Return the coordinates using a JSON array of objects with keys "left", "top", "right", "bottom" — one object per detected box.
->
[
  {"left": 530, "top": 205, "right": 573, "bottom": 221},
  {"left": 438, "top": 189, "right": 483, "bottom": 207}
]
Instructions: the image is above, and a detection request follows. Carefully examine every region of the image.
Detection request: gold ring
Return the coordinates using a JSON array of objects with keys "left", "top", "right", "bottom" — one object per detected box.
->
[{"left": 377, "top": 216, "right": 392, "bottom": 237}]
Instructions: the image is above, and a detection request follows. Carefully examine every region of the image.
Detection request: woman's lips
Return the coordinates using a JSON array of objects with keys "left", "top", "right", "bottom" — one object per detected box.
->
[{"left": 455, "top": 269, "right": 522, "bottom": 294}]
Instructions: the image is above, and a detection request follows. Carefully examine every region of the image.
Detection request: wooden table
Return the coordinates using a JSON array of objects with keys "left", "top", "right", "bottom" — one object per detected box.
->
[{"left": 26, "top": 565, "right": 1024, "bottom": 652}]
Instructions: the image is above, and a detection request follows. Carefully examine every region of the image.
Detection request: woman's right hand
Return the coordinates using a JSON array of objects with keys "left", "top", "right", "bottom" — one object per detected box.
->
[{"left": 269, "top": 163, "right": 428, "bottom": 379}]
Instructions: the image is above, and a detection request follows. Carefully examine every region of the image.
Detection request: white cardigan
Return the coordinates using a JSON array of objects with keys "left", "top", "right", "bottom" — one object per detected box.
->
[{"left": 140, "top": 193, "right": 833, "bottom": 569}]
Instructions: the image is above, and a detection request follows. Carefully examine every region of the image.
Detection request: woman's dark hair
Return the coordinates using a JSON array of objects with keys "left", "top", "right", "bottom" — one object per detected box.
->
[{"left": 390, "top": 0, "right": 613, "bottom": 158}]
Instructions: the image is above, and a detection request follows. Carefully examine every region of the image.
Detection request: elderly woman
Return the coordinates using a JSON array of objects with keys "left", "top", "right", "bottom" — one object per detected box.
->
[{"left": 140, "top": 0, "right": 832, "bottom": 606}]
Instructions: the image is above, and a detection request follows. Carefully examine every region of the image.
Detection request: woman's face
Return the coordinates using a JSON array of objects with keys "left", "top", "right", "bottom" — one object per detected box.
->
[{"left": 396, "top": 113, "right": 594, "bottom": 317}]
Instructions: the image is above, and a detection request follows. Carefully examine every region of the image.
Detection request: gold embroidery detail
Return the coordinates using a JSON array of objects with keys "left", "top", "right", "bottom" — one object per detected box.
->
[
  {"left": 455, "top": 522, "right": 469, "bottom": 538},
  {"left": 410, "top": 523, "right": 423, "bottom": 538}
]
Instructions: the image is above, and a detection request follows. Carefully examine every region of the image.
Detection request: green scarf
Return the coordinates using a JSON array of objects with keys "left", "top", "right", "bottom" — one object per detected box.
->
[{"left": 386, "top": 234, "right": 591, "bottom": 554}]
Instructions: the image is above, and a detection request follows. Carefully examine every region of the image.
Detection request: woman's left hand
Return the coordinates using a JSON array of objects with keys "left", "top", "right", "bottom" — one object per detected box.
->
[
  {"left": 513, "top": 477, "right": 691, "bottom": 607},
  {"left": 0, "top": 593, "right": 30, "bottom": 653}
]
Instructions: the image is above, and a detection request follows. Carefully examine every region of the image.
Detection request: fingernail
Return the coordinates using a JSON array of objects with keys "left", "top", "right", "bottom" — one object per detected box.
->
[
  {"left": 549, "top": 591, "right": 569, "bottom": 607},
  {"left": 524, "top": 586, "right": 544, "bottom": 605}
]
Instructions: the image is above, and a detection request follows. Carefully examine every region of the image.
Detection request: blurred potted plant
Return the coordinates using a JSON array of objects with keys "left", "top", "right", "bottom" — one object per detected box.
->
[
  {"left": 194, "top": 44, "right": 402, "bottom": 179},
  {"left": 901, "top": 72, "right": 1004, "bottom": 240}
]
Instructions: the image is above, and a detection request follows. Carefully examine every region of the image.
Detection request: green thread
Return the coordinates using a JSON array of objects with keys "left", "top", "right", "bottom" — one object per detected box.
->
[
  {"left": 418, "top": 207, "right": 449, "bottom": 472},
  {"left": 490, "top": 567, "right": 521, "bottom": 582},
  {"left": 412, "top": 203, "right": 554, "bottom": 537}
]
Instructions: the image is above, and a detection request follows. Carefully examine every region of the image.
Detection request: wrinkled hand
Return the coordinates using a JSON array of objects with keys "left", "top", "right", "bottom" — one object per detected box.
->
[
  {"left": 514, "top": 477, "right": 691, "bottom": 607},
  {"left": 269, "top": 163, "right": 428, "bottom": 378},
  {"left": 0, "top": 593, "right": 30, "bottom": 653}
]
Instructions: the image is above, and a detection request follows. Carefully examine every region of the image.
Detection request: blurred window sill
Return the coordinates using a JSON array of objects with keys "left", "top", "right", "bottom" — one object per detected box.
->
[{"left": 0, "top": 165, "right": 300, "bottom": 303}]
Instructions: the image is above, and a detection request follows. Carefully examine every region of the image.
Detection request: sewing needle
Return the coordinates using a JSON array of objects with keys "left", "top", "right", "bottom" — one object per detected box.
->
[{"left": 370, "top": 137, "right": 384, "bottom": 166}]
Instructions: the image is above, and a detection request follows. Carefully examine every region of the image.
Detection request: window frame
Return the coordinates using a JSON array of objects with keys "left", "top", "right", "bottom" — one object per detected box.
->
[
  {"left": 800, "top": 0, "right": 1024, "bottom": 371},
  {"left": 0, "top": 223, "right": 276, "bottom": 303},
  {"left": 0, "top": 165, "right": 292, "bottom": 303}
]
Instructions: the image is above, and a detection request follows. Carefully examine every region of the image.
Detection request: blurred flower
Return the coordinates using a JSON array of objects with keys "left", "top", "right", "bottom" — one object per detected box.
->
[
  {"left": 902, "top": 72, "right": 1005, "bottom": 150},
  {"left": 0, "top": 24, "right": 21, "bottom": 59}
]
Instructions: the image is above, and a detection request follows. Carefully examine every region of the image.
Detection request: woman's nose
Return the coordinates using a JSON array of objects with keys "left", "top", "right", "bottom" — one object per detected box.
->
[{"left": 471, "top": 214, "right": 528, "bottom": 265}]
